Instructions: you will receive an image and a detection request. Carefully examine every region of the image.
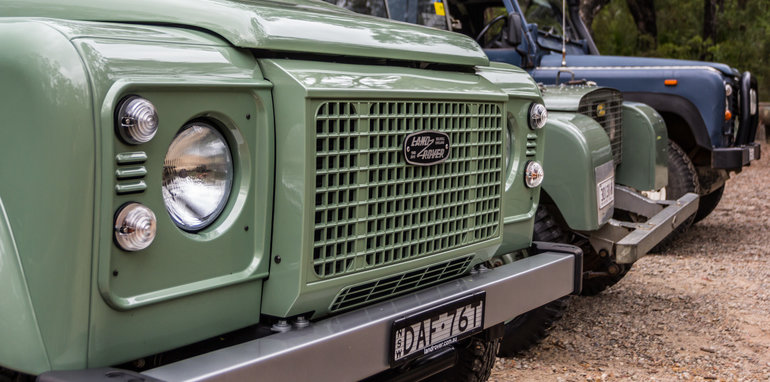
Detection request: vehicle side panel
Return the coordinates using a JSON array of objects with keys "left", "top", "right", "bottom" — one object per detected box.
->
[{"left": 0, "top": 21, "right": 95, "bottom": 373}]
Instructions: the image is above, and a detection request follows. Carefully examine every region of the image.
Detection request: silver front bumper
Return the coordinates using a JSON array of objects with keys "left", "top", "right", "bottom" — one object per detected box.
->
[
  {"left": 587, "top": 186, "right": 699, "bottom": 264},
  {"left": 142, "top": 252, "right": 579, "bottom": 382}
]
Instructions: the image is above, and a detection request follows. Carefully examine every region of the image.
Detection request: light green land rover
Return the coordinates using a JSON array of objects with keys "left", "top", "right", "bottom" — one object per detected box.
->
[
  {"left": 326, "top": 0, "right": 701, "bottom": 357},
  {"left": 0, "top": 0, "right": 582, "bottom": 380}
]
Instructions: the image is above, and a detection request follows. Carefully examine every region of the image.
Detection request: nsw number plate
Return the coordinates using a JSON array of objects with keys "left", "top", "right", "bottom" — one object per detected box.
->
[{"left": 390, "top": 292, "right": 485, "bottom": 366}]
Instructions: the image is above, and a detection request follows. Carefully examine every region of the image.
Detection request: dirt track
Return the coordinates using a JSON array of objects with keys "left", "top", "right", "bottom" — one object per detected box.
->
[{"left": 491, "top": 141, "right": 770, "bottom": 381}]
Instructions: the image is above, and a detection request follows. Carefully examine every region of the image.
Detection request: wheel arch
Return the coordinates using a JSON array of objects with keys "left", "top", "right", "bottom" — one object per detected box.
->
[{"left": 623, "top": 92, "right": 712, "bottom": 163}]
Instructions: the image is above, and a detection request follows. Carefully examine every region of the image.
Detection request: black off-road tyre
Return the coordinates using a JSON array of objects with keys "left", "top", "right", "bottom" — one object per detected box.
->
[
  {"left": 0, "top": 368, "right": 32, "bottom": 382},
  {"left": 534, "top": 204, "right": 629, "bottom": 296},
  {"left": 496, "top": 297, "right": 569, "bottom": 357},
  {"left": 692, "top": 185, "right": 724, "bottom": 223},
  {"left": 666, "top": 140, "right": 701, "bottom": 207},
  {"left": 651, "top": 140, "right": 701, "bottom": 251},
  {"left": 428, "top": 336, "right": 500, "bottom": 382},
  {"left": 495, "top": 205, "right": 571, "bottom": 357}
]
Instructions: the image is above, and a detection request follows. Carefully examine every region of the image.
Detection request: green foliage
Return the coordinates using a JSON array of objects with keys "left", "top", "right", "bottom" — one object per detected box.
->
[{"left": 591, "top": 0, "right": 770, "bottom": 98}]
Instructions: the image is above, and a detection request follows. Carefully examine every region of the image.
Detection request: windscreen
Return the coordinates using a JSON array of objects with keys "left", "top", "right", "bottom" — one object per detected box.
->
[
  {"left": 516, "top": 0, "right": 579, "bottom": 41},
  {"left": 322, "top": 0, "right": 388, "bottom": 18}
]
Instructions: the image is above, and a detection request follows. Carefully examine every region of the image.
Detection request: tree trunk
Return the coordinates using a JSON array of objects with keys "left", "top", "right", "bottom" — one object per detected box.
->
[
  {"left": 625, "top": 0, "right": 657, "bottom": 50},
  {"left": 579, "top": 0, "right": 612, "bottom": 36}
]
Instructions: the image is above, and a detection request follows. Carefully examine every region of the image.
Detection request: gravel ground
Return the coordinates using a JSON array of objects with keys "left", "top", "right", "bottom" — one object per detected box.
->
[{"left": 491, "top": 141, "right": 770, "bottom": 381}]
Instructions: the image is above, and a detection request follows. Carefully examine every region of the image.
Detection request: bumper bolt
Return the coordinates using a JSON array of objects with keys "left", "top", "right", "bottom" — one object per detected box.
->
[{"left": 271, "top": 320, "right": 292, "bottom": 333}]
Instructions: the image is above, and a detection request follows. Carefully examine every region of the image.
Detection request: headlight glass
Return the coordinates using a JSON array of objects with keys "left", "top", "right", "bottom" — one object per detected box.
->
[
  {"left": 528, "top": 103, "right": 548, "bottom": 130},
  {"left": 116, "top": 96, "right": 159, "bottom": 144},
  {"left": 162, "top": 122, "right": 233, "bottom": 231}
]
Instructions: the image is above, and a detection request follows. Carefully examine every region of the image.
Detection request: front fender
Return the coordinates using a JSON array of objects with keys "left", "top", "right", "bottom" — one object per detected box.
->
[
  {"left": 616, "top": 102, "right": 668, "bottom": 191},
  {"left": 542, "top": 113, "right": 613, "bottom": 231},
  {"left": 0, "top": 196, "right": 50, "bottom": 375}
]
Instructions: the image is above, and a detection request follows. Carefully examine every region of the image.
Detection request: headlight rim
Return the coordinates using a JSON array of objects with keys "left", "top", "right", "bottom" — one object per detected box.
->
[{"left": 162, "top": 120, "right": 235, "bottom": 233}]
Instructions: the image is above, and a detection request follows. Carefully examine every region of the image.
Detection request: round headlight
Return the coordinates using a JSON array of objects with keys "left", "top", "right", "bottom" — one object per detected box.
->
[
  {"left": 116, "top": 96, "right": 159, "bottom": 144},
  {"left": 528, "top": 103, "right": 548, "bottom": 130},
  {"left": 162, "top": 122, "right": 233, "bottom": 231},
  {"left": 114, "top": 203, "right": 157, "bottom": 251},
  {"left": 524, "top": 161, "right": 544, "bottom": 188}
]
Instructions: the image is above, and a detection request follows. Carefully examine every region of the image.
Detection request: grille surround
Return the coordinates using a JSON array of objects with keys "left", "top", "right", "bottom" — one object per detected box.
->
[
  {"left": 312, "top": 100, "right": 504, "bottom": 279},
  {"left": 330, "top": 256, "right": 474, "bottom": 312},
  {"left": 578, "top": 89, "right": 623, "bottom": 164}
]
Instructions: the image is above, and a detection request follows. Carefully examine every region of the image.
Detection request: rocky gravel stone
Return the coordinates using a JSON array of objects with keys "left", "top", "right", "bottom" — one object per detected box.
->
[{"left": 491, "top": 142, "right": 770, "bottom": 381}]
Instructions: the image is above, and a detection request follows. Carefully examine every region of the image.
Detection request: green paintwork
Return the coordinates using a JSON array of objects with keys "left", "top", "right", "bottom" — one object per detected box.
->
[
  {"left": 476, "top": 63, "right": 546, "bottom": 255},
  {"left": 0, "top": 3, "right": 546, "bottom": 376},
  {"left": 0, "top": 21, "right": 96, "bottom": 373},
  {"left": 0, "top": 198, "right": 50, "bottom": 374},
  {"left": 616, "top": 102, "right": 669, "bottom": 191},
  {"left": 77, "top": 31, "right": 274, "bottom": 366},
  {"left": 260, "top": 58, "right": 513, "bottom": 318},
  {"left": 0, "top": 19, "right": 274, "bottom": 370},
  {"left": 541, "top": 112, "right": 613, "bottom": 231},
  {"left": 541, "top": 84, "right": 600, "bottom": 111},
  {"left": 2, "top": 0, "right": 489, "bottom": 67}
]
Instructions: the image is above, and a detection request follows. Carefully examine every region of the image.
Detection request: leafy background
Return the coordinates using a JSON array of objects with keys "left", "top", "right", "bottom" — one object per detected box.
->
[{"left": 586, "top": 0, "right": 769, "bottom": 98}]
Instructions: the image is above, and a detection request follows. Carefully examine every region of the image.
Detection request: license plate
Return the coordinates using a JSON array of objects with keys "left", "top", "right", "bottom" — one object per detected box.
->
[
  {"left": 390, "top": 292, "right": 485, "bottom": 366},
  {"left": 597, "top": 176, "right": 614, "bottom": 209},
  {"left": 749, "top": 146, "right": 756, "bottom": 161}
]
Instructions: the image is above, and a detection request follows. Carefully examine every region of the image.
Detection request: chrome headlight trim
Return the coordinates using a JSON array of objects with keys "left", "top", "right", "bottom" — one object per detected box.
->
[{"left": 162, "top": 122, "right": 234, "bottom": 232}]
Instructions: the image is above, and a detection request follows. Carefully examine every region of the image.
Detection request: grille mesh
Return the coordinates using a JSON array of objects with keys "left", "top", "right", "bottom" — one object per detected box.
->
[
  {"left": 330, "top": 256, "right": 474, "bottom": 312},
  {"left": 313, "top": 101, "right": 503, "bottom": 279},
  {"left": 578, "top": 89, "right": 623, "bottom": 164}
]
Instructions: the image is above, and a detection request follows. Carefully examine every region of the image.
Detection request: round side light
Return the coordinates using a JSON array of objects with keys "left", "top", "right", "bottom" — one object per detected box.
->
[
  {"left": 524, "top": 161, "right": 544, "bottom": 188},
  {"left": 528, "top": 103, "right": 548, "bottom": 130},
  {"left": 114, "top": 203, "right": 157, "bottom": 251},
  {"left": 116, "top": 96, "right": 159, "bottom": 144}
]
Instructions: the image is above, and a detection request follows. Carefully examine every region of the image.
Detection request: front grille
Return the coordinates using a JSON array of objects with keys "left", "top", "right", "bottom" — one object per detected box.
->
[
  {"left": 313, "top": 101, "right": 503, "bottom": 279},
  {"left": 578, "top": 89, "right": 623, "bottom": 164},
  {"left": 330, "top": 256, "right": 474, "bottom": 312}
]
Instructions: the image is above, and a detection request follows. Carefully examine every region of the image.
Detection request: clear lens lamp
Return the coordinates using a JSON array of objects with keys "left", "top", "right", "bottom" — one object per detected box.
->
[
  {"left": 162, "top": 122, "right": 233, "bottom": 232},
  {"left": 528, "top": 103, "right": 548, "bottom": 130},
  {"left": 117, "top": 96, "right": 159, "bottom": 144},
  {"left": 524, "top": 161, "right": 544, "bottom": 188},
  {"left": 114, "top": 203, "right": 157, "bottom": 251}
]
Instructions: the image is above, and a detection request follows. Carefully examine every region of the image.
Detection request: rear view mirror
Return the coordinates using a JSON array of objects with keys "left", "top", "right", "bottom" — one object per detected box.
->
[{"left": 507, "top": 13, "right": 523, "bottom": 46}]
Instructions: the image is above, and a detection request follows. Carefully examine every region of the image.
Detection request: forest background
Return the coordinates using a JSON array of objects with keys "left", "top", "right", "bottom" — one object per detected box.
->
[{"left": 579, "top": 0, "right": 769, "bottom": 98}]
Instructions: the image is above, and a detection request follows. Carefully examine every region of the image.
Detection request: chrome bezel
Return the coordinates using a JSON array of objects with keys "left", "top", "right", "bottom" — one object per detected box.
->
[
  {"left": 528, "top": 103, "right": 548, "bottom": 130},
  {"left": 116, "top": 96, "right": 159, "bottom": 144},
  {"left": 114, "top": 202, "right": 157, "bottom": 251},
  {"left": 524, "top": 160, "right": 544, "bottom": 188},
  {"left": 162, "top": 122, "right": 234, "bottom": 232}
]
